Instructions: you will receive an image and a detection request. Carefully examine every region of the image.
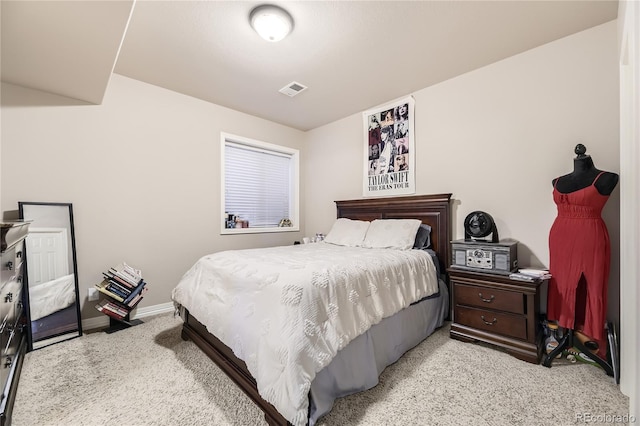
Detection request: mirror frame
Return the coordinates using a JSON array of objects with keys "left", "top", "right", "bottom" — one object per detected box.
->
[{"left": 18, "top": 202, "right": 83, "bottom": 350}]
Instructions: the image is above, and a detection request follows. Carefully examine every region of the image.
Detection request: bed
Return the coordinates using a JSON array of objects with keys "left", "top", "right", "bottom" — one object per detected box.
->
[
  {"left": 28, "top": 273, "right": 79, "bottom": 342},
  {"left": 28, "top": 273, "right": 76, "bottom": 322},
  {"left": 172, "top": 194, "right": 452, "bottom": 425}
]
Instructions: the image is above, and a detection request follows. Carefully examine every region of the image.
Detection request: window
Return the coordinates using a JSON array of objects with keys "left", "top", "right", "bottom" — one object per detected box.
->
[{"left": 221, "top": 132, "right": 299, "bottom": 234}]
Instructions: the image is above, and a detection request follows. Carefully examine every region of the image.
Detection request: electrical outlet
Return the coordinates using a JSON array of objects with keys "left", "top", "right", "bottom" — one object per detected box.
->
[{"left": 88, "top": 287, "right": 99, "bottom": 301}]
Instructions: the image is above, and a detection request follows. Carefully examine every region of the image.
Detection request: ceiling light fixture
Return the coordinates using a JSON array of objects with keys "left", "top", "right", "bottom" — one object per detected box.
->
[{"left": 249, "top": 4, "right": 294, "bottom": 42}]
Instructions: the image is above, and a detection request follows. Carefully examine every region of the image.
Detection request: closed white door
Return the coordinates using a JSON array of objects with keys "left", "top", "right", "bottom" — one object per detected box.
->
[{"left": 26, "top": 228, "right": 69, "bottom": 286}]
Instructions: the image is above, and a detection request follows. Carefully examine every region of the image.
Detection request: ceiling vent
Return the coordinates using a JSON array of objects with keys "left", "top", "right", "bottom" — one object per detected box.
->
[{"left": 279, "top": 81, "right": 307, "bottom": 97}]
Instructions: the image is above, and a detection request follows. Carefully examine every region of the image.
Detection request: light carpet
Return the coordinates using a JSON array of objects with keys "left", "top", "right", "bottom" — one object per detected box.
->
[{"left": 13, "top": 314, "right": 629, "bottom": 426}]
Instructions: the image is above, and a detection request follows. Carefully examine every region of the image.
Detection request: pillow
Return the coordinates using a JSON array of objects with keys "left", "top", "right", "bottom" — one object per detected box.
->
[
  {"left": 324, "top": 218, "right": 370, "bottom": 247},
  {"left": 362, "top": 219, "right": 422, "bottom": 250},
  {"left": 423, "top": 248, "right": 441, "bottom": 278},
  {"left": 413, "top": 224, "right": 432, "bottom": 249}
]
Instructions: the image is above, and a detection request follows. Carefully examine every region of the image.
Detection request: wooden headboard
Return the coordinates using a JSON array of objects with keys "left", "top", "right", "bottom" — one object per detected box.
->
[{"left": 335, "top": 193, "right": 452, "bottom": 273}]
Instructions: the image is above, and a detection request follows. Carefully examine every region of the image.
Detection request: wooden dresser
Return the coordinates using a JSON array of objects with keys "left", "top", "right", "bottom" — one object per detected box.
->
[
  {"left": 0, "top": 222, "right": 30, "bottom": 426},
  {"left": 448, "top": 268, "right": 546, "bottom": 364}
]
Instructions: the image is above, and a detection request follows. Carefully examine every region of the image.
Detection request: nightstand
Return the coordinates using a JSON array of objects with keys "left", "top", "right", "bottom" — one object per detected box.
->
[{"left": 448, "top": 268, "right": 546, "bottom": 364}]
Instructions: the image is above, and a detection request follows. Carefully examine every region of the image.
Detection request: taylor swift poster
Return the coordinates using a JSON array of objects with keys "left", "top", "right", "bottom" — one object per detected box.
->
[{"left": 363, "top": 96, "right": 415, "bottom": 197}]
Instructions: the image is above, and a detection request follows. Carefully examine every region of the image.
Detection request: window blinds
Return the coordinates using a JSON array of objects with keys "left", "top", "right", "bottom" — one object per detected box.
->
[{"left": 224, "top": 142, "right": 292, "bottom": 228}]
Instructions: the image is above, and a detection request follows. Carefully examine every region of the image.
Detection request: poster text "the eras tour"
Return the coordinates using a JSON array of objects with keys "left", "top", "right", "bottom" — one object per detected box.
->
[{"left": 368, "top": 171, "right": 410, "bottom": 191}]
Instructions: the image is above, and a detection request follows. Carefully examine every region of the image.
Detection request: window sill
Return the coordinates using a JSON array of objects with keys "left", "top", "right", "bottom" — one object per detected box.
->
[{"left": 221, "top": 226, "right": 300, "bottom": 235}]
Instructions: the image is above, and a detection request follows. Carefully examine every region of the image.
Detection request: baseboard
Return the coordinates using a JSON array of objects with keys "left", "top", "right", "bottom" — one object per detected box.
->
[{"left": 82, "top": 302, "right": 175, "bottom": 331}]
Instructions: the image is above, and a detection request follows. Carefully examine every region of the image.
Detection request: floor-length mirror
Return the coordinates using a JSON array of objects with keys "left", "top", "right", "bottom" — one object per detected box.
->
[{"left": 18, "top": 202, "right": 82, "bottom": 350}]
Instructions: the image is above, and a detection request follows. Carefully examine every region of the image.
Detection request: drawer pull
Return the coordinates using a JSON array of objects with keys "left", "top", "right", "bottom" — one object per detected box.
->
[
  {"left": 4, "top": 326, "right": 14, "bottom": 353},
  {"left": 478, "top": 293, "right": 495, "bottom": 303},
  {"left": 481, "top": 315, "right": 498, "bottom": 326},
  {"left": 5, "top": 261, "right": 13, "bottom": 271}
]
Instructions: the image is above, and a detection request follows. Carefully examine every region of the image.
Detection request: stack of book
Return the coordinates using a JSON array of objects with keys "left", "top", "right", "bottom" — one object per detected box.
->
[
  {"left": 95, "top": 299, "right": 130, "bottom": 321},
  {"left": 509, "top": 268, "right": 552, "bottom": 282},
  {"left": 95, "top": 262, "right": 148, "bottom": 321}
]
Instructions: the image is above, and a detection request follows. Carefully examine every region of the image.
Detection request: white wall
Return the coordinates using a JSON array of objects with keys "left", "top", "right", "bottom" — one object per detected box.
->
[
  {"left": 305, "top": 22, "right": 619, "bottom": 315},
  {"left": 1, "top": 75, "right": 307, "bottom": 319},
  {"left": 618, "top": 0, "right": 640, "bottom": 414}
]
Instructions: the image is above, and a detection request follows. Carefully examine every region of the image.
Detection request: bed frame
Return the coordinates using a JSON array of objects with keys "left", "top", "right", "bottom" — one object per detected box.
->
[{"left": 180, "top": 193, "right": 452, "bottom": 425}]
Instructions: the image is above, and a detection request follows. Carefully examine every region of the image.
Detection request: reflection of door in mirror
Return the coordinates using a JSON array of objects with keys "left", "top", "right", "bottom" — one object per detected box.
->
[
  {"left": 26, "top": 228, "right": 69, "bottom": 284},
  {"left": 18, "top": 202, "right": 83, "bottom": 350}
]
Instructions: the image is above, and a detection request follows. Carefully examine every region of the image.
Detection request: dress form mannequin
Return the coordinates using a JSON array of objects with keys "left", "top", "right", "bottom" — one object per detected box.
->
[
  {"left": 551, "top": 144, "right": 619, "bottom": 195},
  {"left": 543, "top": 144, "right": 618, "bottom": 380}
]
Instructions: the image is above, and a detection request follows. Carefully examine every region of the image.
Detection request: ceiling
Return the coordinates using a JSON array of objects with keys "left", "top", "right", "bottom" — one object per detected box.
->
[{"left": 1, "top": 1, "right": 618, "bottom": 131}]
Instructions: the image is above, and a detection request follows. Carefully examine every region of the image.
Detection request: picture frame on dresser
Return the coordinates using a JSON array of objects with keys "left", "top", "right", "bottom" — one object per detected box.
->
[{"left": 18, "top": 202, "right": 83, "bottom": 351}]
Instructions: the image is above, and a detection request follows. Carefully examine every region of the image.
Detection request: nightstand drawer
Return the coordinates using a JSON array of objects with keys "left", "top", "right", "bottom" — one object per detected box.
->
[
  {"left": 454, "top": 283, "right": 525, "bottom": 314},
  {"left": 455, "top": 305, "right": 527, "bottom": 340}
]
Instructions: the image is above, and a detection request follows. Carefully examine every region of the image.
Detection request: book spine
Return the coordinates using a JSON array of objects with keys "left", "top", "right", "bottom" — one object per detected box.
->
[
  {"left": 123, "top": 281, "right": 146, "bottom": 305},
  {"left": 103, "top": 272, "right": 134, "bottom": 289},
  {"left": 108, "top": 264, "right": 141, "bottom": 287},
  {"left": 106, "top": 284, "right": 129, "bottom": 299},
  {"left": 127, "top": 288, "right": 147, "bottom": 308},
  {"left": 123, "top": 264, "right": 142, "bottom": 282},
  {"left": 106, "top": 303, "right": 128, "bottom": 317},
  {"left": 96, "top": 301, "right": 126, "bottom": 319},
  {"left": 99, "top": 303, "right": 127, "bottom": 319},
  {"left": 101, "top": 308, "right": 125, "bottom": 321},
  {"left": 95, "top": 280, "right": 124, "bottom": 302},
  {"left": 107, "top": 280, "right": 132, "bottom": 296},
  {"left": 127, "top": 298, "right": 142, "bottom": 309},
  {"left": 107, "top": 298, "right": 131, "bottom": 312},
  {"left": 114, "top": 270, "right": 140, "bottom": 287}
]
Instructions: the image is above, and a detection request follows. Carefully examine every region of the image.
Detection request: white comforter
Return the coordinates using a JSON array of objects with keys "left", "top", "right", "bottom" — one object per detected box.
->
[
  {"left": 171, "top": 243, "right": 439, "bottom": 425},
  {"left": 29, "top": 274, "right": 76, "bottom": 321}
]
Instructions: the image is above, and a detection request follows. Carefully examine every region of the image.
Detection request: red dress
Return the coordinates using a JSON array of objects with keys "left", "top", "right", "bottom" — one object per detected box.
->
[{"left": 547, "top": 172, "right": 610, "bottom": 357}]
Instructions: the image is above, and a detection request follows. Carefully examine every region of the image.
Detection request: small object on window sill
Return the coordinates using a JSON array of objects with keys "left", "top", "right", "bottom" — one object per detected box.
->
[
  {"left": 235, "top": 219, "right": 249, "bottom": 228},
  {"left": 279, "top": 218, "right": 292, "bottom": 227}
]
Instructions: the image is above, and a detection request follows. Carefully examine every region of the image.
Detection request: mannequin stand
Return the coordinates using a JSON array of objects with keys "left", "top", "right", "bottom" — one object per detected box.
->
[{"left": 542, "top": 324, "right": 619, "bottom": 384}]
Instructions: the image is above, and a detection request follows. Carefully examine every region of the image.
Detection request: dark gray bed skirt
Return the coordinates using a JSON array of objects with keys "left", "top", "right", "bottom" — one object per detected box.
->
[{"left": 309, "top": 279, "right": 449, "bottom": 424}]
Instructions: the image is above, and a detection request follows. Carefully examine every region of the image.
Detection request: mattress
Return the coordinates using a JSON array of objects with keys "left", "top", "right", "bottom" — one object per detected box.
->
[{"left": 28, "top": 273, "right": 76, "bottom": 321}]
